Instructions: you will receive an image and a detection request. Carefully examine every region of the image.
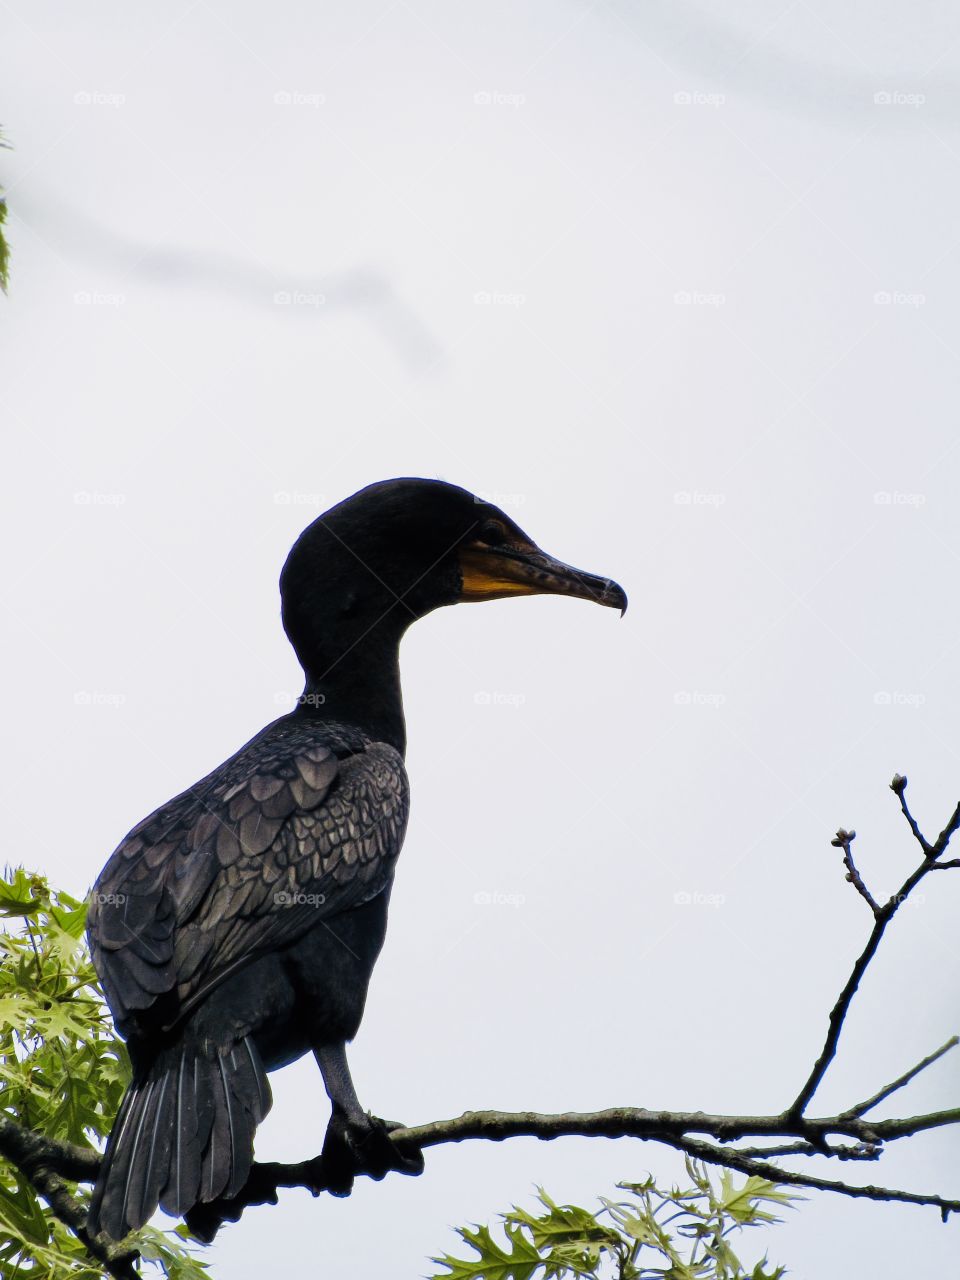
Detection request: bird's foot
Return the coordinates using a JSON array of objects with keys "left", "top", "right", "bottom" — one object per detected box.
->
[{"left": 317, "top": 1111, "right": 424, "bottom": 1197}]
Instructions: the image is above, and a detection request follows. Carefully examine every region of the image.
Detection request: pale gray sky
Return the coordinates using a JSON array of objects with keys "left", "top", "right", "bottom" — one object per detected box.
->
[{"left": 4, "top": 1, "right": 960, "bottom": 1274}]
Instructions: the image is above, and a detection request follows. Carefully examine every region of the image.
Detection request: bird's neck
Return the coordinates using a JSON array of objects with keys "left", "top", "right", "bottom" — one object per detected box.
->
[{"left": 293, "top": 612, "right": 408, "bottom": 755}]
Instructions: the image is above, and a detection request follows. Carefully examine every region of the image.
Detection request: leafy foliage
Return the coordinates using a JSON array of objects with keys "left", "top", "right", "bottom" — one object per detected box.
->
[
  {"left": 0, "top": 864, "right": 799, "bottom": 1278},
  {"left": 0, "top": 867, "right": 208, "bottom": 1278},
  {"left": 432, "top": 1161, "right": 795, "bottom": 1280}
]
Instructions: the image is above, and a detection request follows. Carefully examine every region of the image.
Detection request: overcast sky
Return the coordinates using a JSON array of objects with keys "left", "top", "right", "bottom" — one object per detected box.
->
[{"left": 4, "top": 1, "right": 960, "bottom": 1274}]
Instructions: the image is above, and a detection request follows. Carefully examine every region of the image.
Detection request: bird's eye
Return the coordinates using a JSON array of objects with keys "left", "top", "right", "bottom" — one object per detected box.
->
[{"left": 479, "top": 519, "right": 508, "bottom": 546}]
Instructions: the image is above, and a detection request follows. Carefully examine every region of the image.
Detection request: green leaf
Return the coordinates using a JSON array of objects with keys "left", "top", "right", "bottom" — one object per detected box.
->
[
  {"left": 507, "top": 1188, "right": 621, "bottom": 1255},
  {"left": 432, "top": 1223, "right": 544, "bottom": 1280},
  {"left": 717, "top": 1171, "right": 800, "bottom": 1225},
  {"left": 437, "top": 1163, "right": 794, "bottom": 1280},
  {"left": 0, "top": 868, "right": 46, "bottom": 916},
  {"left": 0, "top": 865, "right": 209, "bottom": 1278},
  {"left": 0, "top": 1177, "right": 51, "bottom": 1247}
]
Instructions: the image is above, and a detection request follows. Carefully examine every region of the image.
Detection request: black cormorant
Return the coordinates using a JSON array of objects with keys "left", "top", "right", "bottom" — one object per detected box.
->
[{"left": 86, "top": 477, "right": 626, "bottom": 1240}]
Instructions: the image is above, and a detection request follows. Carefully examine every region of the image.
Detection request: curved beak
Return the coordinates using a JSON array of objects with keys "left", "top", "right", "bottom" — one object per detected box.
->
[{"left": 459, "top": 542, "right": 628, "bottom": 615}]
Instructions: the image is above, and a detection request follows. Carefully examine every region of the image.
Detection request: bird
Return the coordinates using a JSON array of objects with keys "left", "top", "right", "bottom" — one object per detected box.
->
[{"left": 85, "top": 477, "right": 627, "bottom": 1241}]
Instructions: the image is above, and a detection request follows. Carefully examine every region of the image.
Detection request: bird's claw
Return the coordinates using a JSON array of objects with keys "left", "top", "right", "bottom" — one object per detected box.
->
[{"left": 318, "top": 1112, "right": 424, "bottom": 1196}]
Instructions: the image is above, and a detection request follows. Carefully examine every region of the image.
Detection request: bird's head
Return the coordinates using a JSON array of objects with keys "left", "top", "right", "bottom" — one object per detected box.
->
[{"left": 280, "top": 477, "right": 626, "bottom": 645}]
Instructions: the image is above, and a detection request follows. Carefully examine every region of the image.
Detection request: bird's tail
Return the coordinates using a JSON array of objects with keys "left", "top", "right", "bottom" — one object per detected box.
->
[{"left": 87, "top": 1035, "right": 272, "bottom": 1240}]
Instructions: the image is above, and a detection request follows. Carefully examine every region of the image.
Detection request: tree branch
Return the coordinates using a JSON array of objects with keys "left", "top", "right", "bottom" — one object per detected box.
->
[
  {"left": 788, "top": 777, "right": 960, "bottom": 1117},
  {"left": 843, "top": 1036, "right": 959, "bottom": 1119},
  {"left": 831, "top": 827, "right": 880, "bottom": 915},
  {"left": 0, "top": 1117, "right": 139, "bottom": 1278},
  {"left": 4, "top": 775, "right": 960, "bottom": 1258},
  {"left": 4, "top": 1090, "right": 960, "bottom": 1245},
  {"left": 169, "top": 1089, "right": 960, "bottom": 1241},
  {"left": 656, "top": 1132, "right": 960, "bottom": 1222}
]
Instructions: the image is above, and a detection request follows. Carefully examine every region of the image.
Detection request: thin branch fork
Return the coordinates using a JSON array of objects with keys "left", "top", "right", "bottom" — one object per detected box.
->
[
  {"left": 788, "top": 777, "right": 960, "bottom": 1118},
  {"left": 2, "top": 775, "right": 960, "bottom": 1255}
]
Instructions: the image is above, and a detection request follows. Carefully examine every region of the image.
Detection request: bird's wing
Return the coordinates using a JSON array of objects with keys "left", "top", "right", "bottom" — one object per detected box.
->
[{"left": 87, "top": 732, "right": 408, "bottom": 1036}]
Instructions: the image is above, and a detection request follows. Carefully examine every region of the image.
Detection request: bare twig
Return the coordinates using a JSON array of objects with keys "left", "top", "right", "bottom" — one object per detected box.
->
[
  {"left": 844, "top": 1037, "right": 960, "bottom": 1119},
  {"left": 728, "top": 1139, "right": 882, "bottom": 1161},
  {"left": 890, "top": 773, "right": 930, "bottom": 854},
  {"left": 789, "top": 779, "right": 960, "bottom": 1117},
  {"left": 831, "top": 827, "right": 880, "bottom": 915},
  {"left": 658, "top": 1132, "right": 960, "bottom": 1222}
]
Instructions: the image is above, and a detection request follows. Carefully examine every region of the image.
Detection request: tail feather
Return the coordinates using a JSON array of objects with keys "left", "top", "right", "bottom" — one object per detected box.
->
[
  {"left": 118, "top": 1075, "right": 160, "bottom": 1232},
  {"left": 201, "top": 1056, "right": 231, "bottom": 1203},
  {"left": 88, "top": 1036, "right": 271, "bottom": 1240},
  {"left": 159, "top": 1051, "right": 201, "bottom": 1218},
  {"left": 135, "top": 1069, "right": 176, "bottom": 1227}
]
